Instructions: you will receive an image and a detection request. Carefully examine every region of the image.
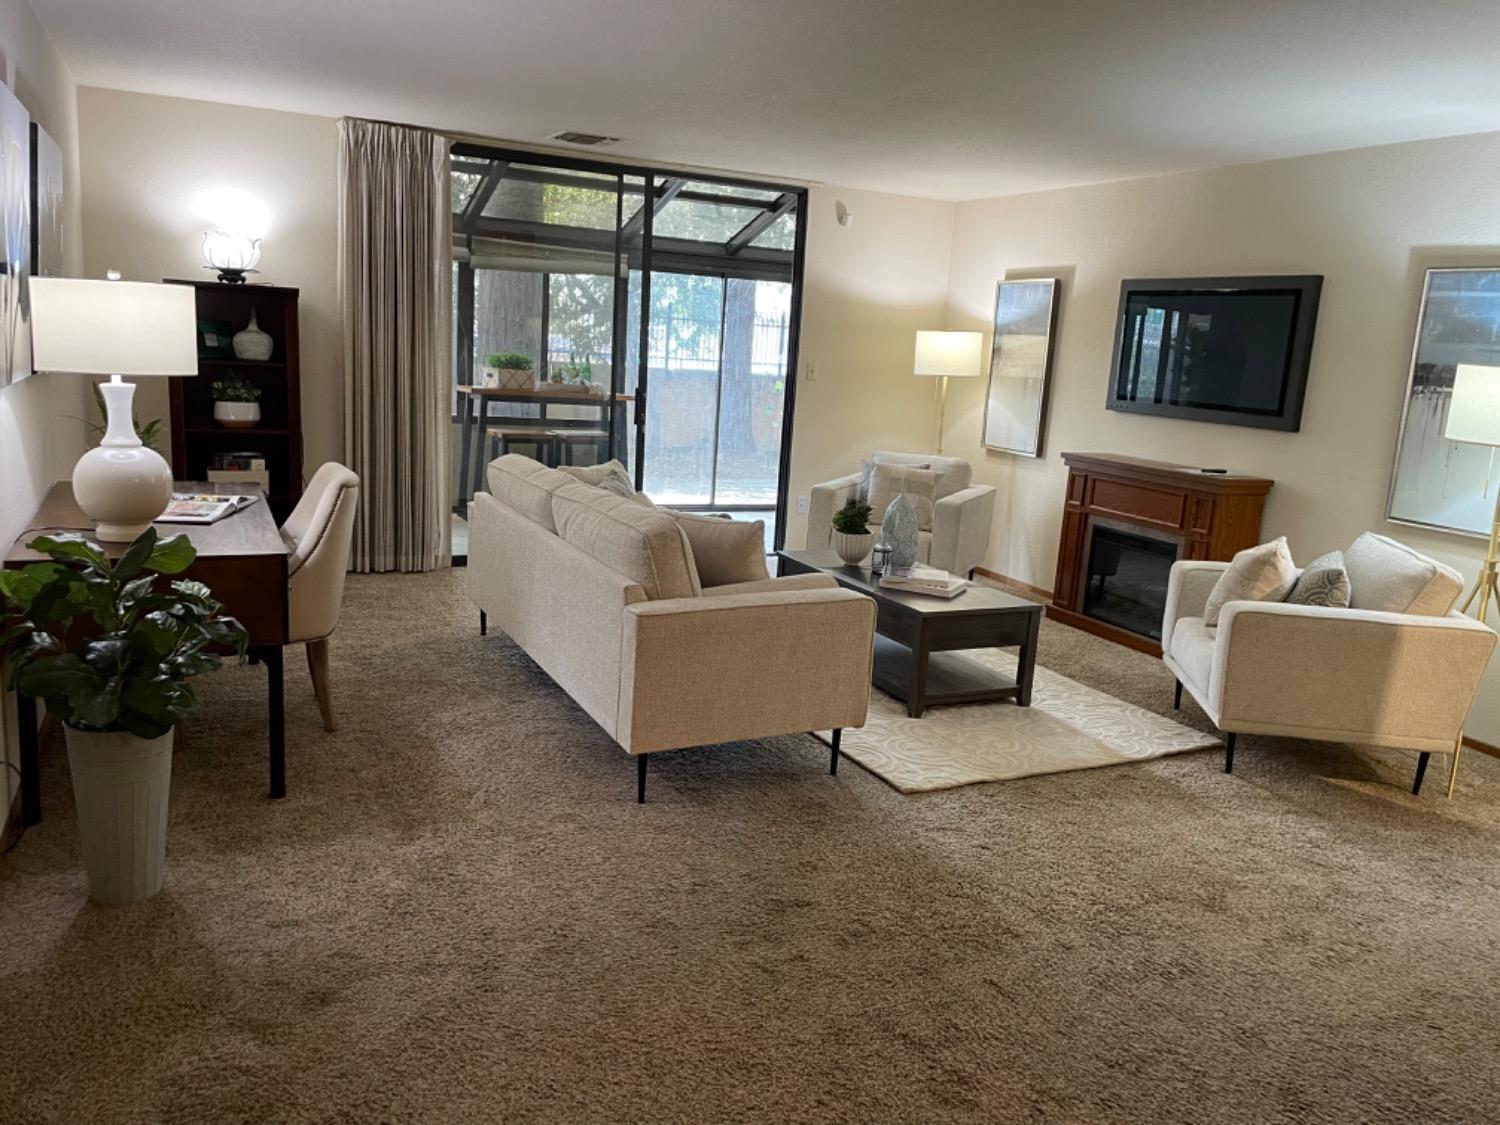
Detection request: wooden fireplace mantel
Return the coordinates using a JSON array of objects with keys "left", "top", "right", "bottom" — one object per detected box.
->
[{"left": 1049, "top": 452, "right": 1274, "bottom": 656}]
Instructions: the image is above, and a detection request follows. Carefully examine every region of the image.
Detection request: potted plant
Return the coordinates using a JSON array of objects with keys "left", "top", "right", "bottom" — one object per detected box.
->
[
  {"left": 483, "top": 351, "right": 532, "bottom": 390},
  {"left": 831, "top": 496, "right": 874, "bottom": 565},
  {"left": 211, "top": 373, "right": 262, "bottom": 429},
  {"left": 0, "top": 529, "right": 248, "bottom": 904}
]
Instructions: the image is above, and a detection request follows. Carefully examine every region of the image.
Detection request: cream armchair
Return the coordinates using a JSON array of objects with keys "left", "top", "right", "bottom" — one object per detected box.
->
[
  {"left": 806, "top": 451, "right": 995, "bottom": 576},
  {"left": 1162, "top": 533, "right": 1496, "bottom": 797},
  {"left": 281, "top": 462, "right": 360, "bottom": 731}
]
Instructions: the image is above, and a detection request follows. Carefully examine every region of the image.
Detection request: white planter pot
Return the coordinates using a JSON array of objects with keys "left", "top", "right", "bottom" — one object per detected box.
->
[
  {"left": 65, "top": 727, "right": 174, "bottom": 906},
  {"left": 831, "top": 529, "right": 874, "bottom": 565},
  {"left": 213, "top": 401, "right": 261, "bottom": 429}
]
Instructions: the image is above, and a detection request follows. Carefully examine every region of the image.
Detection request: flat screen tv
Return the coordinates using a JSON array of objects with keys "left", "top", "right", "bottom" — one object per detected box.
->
[{"left": 1106, "top": 275, "right": 1322, "bottom": 431}]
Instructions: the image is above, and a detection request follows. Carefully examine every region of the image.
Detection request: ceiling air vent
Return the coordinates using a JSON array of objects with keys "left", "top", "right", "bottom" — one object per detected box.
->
[{"left": 549, "top": 130, "right": 621, "bottom": 147}]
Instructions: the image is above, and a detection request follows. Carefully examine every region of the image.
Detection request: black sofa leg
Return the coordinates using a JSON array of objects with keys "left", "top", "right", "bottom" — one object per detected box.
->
[
  {"left": 1173, "top": 680, "right": 1182, "bottom": 710},
  {"left": 1224, "top": 733, "right": 1236, "bottom": 774},
  {"left": 1413, "top": 751, "right": 1430, "bottom": 796},
  {"left": 479, "top": 610, "right": 487, "bottom": 636},
  {"left": 830, "top": 728, "right": 842, "bottom": 776},
  {"left": 637, "top": 753, "right": 647, "bottom": 804}
]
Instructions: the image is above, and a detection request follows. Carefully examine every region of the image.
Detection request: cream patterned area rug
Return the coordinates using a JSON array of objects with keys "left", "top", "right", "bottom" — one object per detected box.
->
[{"left": 840, "top": 650, "right": 1221, "bottom": 793}]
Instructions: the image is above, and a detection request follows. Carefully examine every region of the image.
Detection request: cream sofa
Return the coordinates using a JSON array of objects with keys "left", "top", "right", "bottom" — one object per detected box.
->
[
  {"left": 1162, "top": 532, "right": 1496, "bottom": 796},
  {"left": 466, "top": 455, "right": 877, "bottom": 800},
  {"left": 807, "top": 451, "right": 995, "bottom": 576}
]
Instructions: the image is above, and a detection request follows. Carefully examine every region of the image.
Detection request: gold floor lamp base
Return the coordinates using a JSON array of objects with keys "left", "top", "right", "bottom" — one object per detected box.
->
[{"left": 1450, "top": 500, "right": 1500, "bottom": 798}]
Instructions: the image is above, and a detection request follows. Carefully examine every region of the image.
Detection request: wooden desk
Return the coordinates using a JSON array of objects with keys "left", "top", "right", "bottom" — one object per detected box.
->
[
  {"left": 455, "top": 385, "right": 635, "bottom": 503},
  {"left": 5, "top": 482, "right": 291, "bottom": 826}
]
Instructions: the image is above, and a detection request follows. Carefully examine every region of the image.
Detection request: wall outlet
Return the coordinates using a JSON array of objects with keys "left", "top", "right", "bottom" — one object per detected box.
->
[
  {"left": 805, "top": 361, "right": 817, "bottom": 382},
  {"left": 795, "top": 495, "right": 808, "bottom": 515}
]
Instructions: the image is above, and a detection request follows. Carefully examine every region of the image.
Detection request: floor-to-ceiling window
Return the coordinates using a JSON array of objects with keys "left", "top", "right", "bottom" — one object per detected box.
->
[{"left": 448, "top": 148, "right": 804, "bottom": 562}]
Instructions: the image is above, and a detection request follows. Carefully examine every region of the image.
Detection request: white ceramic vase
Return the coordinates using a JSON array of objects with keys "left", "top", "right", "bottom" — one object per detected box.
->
[
  {"left": 213, "top": 401, "right": 261, "bottom": 429},
  {"left": 74, "top": 376, "right": 172, "bottom": 542},
  {"left": 65, "top": 727, "right": 174, "bottom": 905},
  {"left": 831, "top": 529, "right": 874, "bottom": 565},
  {"left": 232, "top": 311, "right": 274, "bottom": 361}
]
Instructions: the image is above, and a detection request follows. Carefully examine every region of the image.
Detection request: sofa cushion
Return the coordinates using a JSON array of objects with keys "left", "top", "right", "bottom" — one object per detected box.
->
[
  {"left": 867, "top": 450, "right": 971, "bottom": 501},
  {"left": 664, "top": 511, "right": 769, "bottom": 587},
  {"left": 485, "top": 454, "right": 574, "bottom": 533},
  {"left": 1203, "top": 536, "right": 1298, "bottom": 626},
  {"left": 1344, "top": 532, "right": 1463, "bottom": 616},
  {"left": 552, "top": 482, "right": 701, "bottom": 600},
  {"left": 559, "top": 459, "right": 655, "bottom": 506},
  {"left": 1286, "top": 550, "right": 1351, "bottom": 608},
  {"left": 1168, "top": 617, "right": 1216, "bottom": 697}
]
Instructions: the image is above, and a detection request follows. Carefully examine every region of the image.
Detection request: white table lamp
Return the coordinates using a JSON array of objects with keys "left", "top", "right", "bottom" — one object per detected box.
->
[
  {"left": 30, "top": 277, "right": 198, "bottom": 541},
  {"left": 914, "top": 330, "right": 982, "bottom": 453}
]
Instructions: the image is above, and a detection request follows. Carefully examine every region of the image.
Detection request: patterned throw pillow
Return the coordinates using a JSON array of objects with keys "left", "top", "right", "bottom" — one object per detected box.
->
[
  {"left": 1286, "top": 550, "right": 1351, "bottom": 608},
  {"left": 1203, "top": 536, "right": 1298, "bottom": 626},
  {"left": 868, "top": 464, "right": 939, "bottom": 531}
]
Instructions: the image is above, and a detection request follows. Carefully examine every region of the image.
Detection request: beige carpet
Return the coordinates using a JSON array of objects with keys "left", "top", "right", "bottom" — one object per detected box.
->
[
  {"left": 844, "top": 650, "right": 1219, "bottom": 791},
  {"left": 3, "top": 569, "right": 1500, "bottom": 1124}
]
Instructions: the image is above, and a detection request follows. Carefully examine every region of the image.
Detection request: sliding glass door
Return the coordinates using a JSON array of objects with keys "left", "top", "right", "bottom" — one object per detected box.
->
[{"left": 449, "top": 150, "right": 805, "bottom": 561}]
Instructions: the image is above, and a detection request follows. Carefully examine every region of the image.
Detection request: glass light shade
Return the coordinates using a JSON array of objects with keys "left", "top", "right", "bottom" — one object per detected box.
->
[
  {"left": 30, "top": 277, "right": 198, "bottom": 376},
  {"left": 202, "top": 229, "right": 262, "bottom": 279},
  {"left": 914, "top": 330, "right": 983, "bottom": 377},
  {"left": 1446, "top": 364, "right": 1500, "bottom": 447}
]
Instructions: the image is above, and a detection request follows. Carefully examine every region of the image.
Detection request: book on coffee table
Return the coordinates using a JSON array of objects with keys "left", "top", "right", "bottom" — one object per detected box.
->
[{"left": 879, "top": 564, "right": 967, "bottom": 598}]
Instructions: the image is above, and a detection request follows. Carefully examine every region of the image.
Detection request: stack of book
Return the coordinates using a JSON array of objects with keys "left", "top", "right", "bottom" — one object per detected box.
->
[{"left": 878, "top": 563, "right": 967, "bottom": 599}]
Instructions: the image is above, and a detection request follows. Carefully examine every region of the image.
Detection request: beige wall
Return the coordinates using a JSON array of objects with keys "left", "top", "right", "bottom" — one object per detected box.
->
[
  {"left": 942, "top": 129, "right": 1500, "bottom": 738},
  {"left": 783, "top": 185, "right": 949, "bottom": 547},
  {"left": 0, "top": 0, "right": 85, "bottom": 819},
  {"left": 77, "top": 87, "right": 342, "bottom": 473}
]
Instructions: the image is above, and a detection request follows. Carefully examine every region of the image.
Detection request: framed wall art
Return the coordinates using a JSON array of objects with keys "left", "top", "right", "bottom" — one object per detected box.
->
[
  {"left": 982, "top": 278, "right": 1059, "bottom": 457},
  {"left": 0, "top": 81, "right": 30, "bottom": 387},
  {"left": 1386, "top": 267, "right": 1500, "bottom": 537}
]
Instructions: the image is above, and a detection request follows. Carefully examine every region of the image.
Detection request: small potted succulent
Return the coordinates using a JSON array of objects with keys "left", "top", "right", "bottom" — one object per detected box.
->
[
  {"left": 0, "top": 529, "right": 247, "bottom": 904},
  {"left": 831, "top": 496, "right": 875, "bottom": 565},
  {"left": 211, "top": 373, "right": 262, "bottom": 429},
  {"left": 483, "top": 351, "right": 532, "bottom": 390}
]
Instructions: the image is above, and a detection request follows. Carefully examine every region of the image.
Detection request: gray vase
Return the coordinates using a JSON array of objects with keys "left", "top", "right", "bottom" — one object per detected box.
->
[{"left": 881, "top": 489, "right": 919, "bottom": 569}]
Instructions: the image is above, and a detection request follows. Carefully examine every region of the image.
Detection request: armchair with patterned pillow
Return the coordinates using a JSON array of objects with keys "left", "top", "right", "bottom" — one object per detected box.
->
[{"left": 805, "top": 451, "right": 996, "bottom": 577}]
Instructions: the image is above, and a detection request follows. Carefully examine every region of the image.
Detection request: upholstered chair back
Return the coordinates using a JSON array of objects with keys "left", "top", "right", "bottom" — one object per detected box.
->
[{"left": 282, "top": 462, "right": 360, "bottom": 643}]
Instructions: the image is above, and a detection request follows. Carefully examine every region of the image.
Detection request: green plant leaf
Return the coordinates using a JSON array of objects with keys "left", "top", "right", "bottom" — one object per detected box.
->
[
  {"left": 148, "top": 535, "right": 197, "bottom": 575},
  {"left": 29, "top": 534, "right": 110, "bottom": 573},
  {"left": 113, "top": 528, "right": 159, "bottom": 580}
]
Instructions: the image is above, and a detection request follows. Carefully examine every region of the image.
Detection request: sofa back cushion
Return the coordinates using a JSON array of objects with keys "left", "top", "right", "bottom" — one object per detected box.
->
[
  {"left": 485, "top": 454, "right": 574, "bottom": 533},
  {"left": 552, "top": 482, "right": 701, "bottom": 600},
  {"left": 1344, "top": 532, "right": 1463, "bottom": 616},
  {"left": 869, "top": 450, "right": 971, "bottom": 501}
]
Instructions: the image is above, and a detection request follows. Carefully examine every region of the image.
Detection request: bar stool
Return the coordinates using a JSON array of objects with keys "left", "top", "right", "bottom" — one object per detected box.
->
[
  {"left": 552, "top": 429, "right": 611, "bottom": 466},
  {"left": 485, "top": 425, "right": 560, "bottom": 468}
]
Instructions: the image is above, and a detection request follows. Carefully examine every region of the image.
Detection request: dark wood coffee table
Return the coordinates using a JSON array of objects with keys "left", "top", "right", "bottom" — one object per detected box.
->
[{"left": 777, "top": 550, "right": 1044, "bottom": 718}]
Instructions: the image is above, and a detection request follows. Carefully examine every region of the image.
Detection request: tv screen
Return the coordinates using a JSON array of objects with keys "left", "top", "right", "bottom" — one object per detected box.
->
[{"left": 1106, "top": 275, "right": 1322, "bottom": 431}]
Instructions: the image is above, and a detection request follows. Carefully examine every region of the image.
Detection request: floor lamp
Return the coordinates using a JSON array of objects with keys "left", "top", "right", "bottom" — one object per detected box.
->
[
  {"left": 1442, "top": 362, "right": 1500, "bottom": 796},
  {"left": 914, "top": 330, "right": 982, "bottom": 454}
]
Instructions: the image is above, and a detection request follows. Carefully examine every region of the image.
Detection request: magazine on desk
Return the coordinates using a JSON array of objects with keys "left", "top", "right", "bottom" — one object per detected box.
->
[
  {"left": 878, "top": 563, "right": 968, "bottom": 598},
  {"left": 158, "top": 492, "right": 260, "bottom": 525}
]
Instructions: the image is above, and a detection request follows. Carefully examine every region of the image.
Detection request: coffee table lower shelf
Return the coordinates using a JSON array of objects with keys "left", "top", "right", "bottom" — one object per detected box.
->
[{"left": 872, "top": 634, "right": 1022, "bottom": 716}]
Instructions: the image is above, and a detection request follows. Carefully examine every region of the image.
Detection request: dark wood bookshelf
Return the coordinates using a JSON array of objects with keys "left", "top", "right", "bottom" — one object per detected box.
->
[{"left": 165, "top": 279, "right": 304, "bottom": 522}]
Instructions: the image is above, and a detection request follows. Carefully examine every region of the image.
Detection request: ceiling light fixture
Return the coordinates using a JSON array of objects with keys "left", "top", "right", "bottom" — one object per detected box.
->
[{"left": 549, "top": 130, "right": 621, "bottom": 147}]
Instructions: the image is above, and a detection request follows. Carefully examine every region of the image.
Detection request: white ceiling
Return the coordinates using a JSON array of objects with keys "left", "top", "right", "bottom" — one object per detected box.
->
[{"left": 30, "top": 0, "right": 1500, "bottom": 201}]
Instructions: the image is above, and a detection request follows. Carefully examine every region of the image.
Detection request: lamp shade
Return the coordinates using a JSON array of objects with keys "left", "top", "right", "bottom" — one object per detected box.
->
[
  {"left": 1446, "top": 363, "right": 1500, "bottom": 447},
  {"left": 30, "top": 278, "right": 198, "bottom": 377},
  {"left": 914, "top": 330, "right": 983, "bottom": 378}
]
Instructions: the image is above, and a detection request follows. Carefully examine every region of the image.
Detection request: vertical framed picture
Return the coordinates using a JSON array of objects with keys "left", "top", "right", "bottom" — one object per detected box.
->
[
  {"left": 0, "top": 82, "right": 29, "bottom": 387},
  {"left": 30, "top": 121, "right": 62, "bottom": 278},
  {"left": 1386, "top": 267, "right": 1500, "bottom": 537},
  {"left": 982, "top": 278, "right": 1059, "bottom": 457}
]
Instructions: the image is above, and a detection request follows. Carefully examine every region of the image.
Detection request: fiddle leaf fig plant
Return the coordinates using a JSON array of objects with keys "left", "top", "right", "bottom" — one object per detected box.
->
[{"left": 0, "top": 529, "right": 248, "bottom": 739}]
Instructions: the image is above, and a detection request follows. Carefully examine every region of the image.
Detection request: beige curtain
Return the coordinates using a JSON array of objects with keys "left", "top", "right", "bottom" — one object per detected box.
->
[{"left": 339, "top": 118, "right": 452, "bottom": 573}]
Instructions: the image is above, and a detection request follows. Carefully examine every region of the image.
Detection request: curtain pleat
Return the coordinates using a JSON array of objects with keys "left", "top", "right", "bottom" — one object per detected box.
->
[{"left": 339, "top": 118, "right": 452, "bottom": 572}]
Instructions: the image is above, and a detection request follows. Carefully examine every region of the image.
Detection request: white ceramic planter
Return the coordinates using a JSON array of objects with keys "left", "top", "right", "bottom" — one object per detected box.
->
[
  {"left": 65, "top": 727, "right": 174, "bottom": 906},
  {"left": 831, "top": 529, "right": 874, "bottom": 565},
  {"left": 213, "top": 401, "right": 261, "bottom": 429}
]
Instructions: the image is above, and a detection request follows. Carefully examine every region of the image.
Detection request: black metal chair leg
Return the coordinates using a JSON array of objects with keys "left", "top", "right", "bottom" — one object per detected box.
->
[
  {"left": 1412, "top": 751, "right": 1431, "bottom": 796},
  {"left": 1224, "top": 732, "right": 1236, "bottom": 774},
  {"left": 1173, "top": 680, "right": 1182, "bottom": 710},
  {"left": 830, "top": 728, "right": 842, "bottom": 775},
  {"left": 637, "top": 753, "right": 647, "bottom": 803},
  {"left": 479, "top": 610, "right": 487, "bottom": 636}
]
